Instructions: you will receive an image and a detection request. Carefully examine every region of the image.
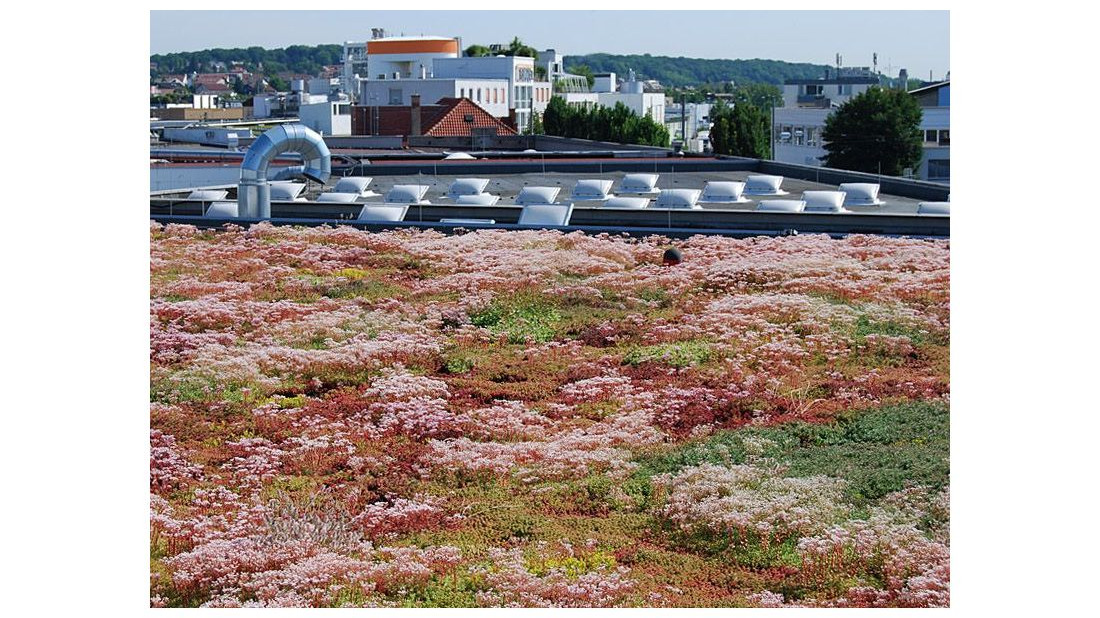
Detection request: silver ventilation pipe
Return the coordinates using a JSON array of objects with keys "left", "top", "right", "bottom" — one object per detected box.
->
[{"left": 239, "top": 124, "right": 331, "bottom": 218}]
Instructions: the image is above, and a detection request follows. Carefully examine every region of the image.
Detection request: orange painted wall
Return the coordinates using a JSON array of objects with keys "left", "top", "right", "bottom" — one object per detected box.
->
[{"left": 367, "top": 39, "right": 459, "bottom": 55}]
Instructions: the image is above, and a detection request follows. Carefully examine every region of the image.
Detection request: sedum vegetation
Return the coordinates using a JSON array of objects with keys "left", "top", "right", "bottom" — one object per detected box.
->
[{"left": 150, "top": 223, "right": 949, "bottom": 607}]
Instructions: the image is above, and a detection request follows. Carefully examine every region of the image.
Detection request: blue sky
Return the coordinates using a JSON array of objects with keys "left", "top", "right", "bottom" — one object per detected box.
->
[{"left": 150, "top": 10, "right": 949, "bottom": 81}]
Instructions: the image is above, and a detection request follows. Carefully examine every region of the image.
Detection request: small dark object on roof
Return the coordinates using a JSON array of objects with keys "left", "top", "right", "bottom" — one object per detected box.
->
[{"left": 662, "top": 247, "right": 682, "bottom": 266}]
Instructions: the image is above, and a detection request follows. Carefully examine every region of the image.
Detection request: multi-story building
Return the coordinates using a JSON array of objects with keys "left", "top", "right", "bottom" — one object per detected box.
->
[
  {"left": 773, "top": 70, "right": 880, "bottom": 167},
  {"left": 432, "top": 56, "right": 552, "bottom": 132},
  {"left": 360, "top": 77, "right": 511, "bottom": 119},
  {"left": 771, "top": 70, "right": 949, "bottom": 182},
  {"left": 561, "top": 71, "right": 666, "bottom": 126},
  {"left": 910, "top": 80, "right": 950, "bottom": 183},
  {"left": 299, "top": 96, "right": 353, "bottom": 136},
  {"left": 666, "top": 103, "right": 712, "bottom": 152},
  {"left": 536, "top": 49, "right": 589, "bottom": 93},
  {"left": 341, "top": 41, "right": 368, "bottom": 98},
  {"left": 366, "top": 35, "right": 461, "bottom": 81}
]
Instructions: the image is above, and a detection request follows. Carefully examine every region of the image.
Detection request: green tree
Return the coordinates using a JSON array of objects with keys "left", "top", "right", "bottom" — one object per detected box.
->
[
  {"left": 506, "top": 37, "right": 538, "bottom": 58},
  {"left": 729, "top": 102, "right": 771, "bottom": 158},
  {"left": 464, "top": 44, "right": 491, "bottom": 57},
  {"left": 267, "top": 76, "right": 290, "bottom": 92},
  {"left": 570, "top": 65, "right": 596, "bottom": 89},
  {"left": 732, "top": 83, "right": 783, "bottom": 109},
  {"left": 541, "top": 96, "right": 668, "bottom": 147},
  {"left": 708, "top": 100, "right": 771, "bottom": 158},
  {"left": 821, "top": 87, "right": 923, "bottom": 175}
]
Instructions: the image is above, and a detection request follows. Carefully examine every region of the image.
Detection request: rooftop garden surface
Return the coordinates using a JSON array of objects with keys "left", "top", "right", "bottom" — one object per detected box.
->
[{"left": 150, "top": 222, "right": 949, "bottom": 607}]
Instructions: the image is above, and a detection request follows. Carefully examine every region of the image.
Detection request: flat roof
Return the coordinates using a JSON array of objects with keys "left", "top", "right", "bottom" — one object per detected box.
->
[{"left": 312, "top": 169, "right": 929, "bottom": 215}]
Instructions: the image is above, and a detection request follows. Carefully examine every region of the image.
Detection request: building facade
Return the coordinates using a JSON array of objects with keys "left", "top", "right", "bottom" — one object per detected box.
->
[
  {"left": 911, "top": 81, "right": 950, "bottom": 183},
  {"left": 773, "top": 72, "right": 880, "bottom": 168},
  {"left": 561, "top": 71, "right": 666, "bottom": 126},
  {"left": 432, "top": 56, "right": 552, "bottom": 132},
  {"left": 360, "top": 78, "right": 511, "bottom": 119},
  {"left": 299, "top": 98, "right": 353, "bottom": 136},
  {"left": 366, "top": 36, "right": 461, "bottom": 81}
]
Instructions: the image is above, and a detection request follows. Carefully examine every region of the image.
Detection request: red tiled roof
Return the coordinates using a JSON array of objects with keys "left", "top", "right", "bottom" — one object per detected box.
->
[
  {"left": 424, "top": 98, "right": 517, "bottom": 137},
  {"left": 352, "top": 97, "right": 516, "bottom": 137}
]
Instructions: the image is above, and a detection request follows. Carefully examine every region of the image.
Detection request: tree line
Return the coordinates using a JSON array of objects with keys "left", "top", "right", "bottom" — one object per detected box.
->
[
  {"left": 564, "top": 53, "right": 829, "bottom": 87},
  {"left": 151, "top": 44, "right": 343, "bottom": 78},
  {"left": 152, "top": 45, "right": 833, "bottom": 89},
  {"left": 541, "top": 97, "right": 670, "bottom": 147}
]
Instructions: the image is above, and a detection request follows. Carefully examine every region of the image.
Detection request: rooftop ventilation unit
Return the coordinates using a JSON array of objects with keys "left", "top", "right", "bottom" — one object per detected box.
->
[
  {"left": 203, "top": 201, "right": 239, "bottom": 218},
  {"left": 444, "top": 152, "right": 477, "bottom": 160},
  {"left": 515, "top": 186, "right": 561, "bottom": 206},
  {"left": 357, "top": 204, "right": 410, "bottom": 222},
  {"left": 755, "top": 200, "right": 806, "bottom": 213},
  {"left": 802, "top": 191, "right": 849, "bottom": 213},
  {"left": 268, "top": 182, "right": 306, "bottom": 201},
  {"left": 316, "top": 192, "right": 360, "bottom": 203},
  {"left": 446, "top": 178, "right": 491, "bottom": 198},
  {"left": 331, "top": 176, "right": 377, "bottom": 197},
  {"left": 838, "top": 183, "right": 883, "bottom": 206},
  {"left": 917, "top": 201, "right": 950, "bottom": 215},
  {"left": 517, "top": 203, "right": 574, "bottom": 227},
  {"left": 385, "top": 185, "right": 431, "bottom": 204},
  {"left": 698, "top": 181, "right": 750, "bottom": 204},
  {"left": 744, "top": 175, "right": 788, "bottom": 196},
  {"left": 618, "top": 173, "right": 660, "bottom": 195},
  {"left": 603, "top": 196, "right": 651, "bottom": 209},
  {"left": 454, "top": 193, "right": 501, "bottom": 206},
  {"left": 570, "top": 179, "right": 615, "bottom": 201},
  {"left": 187, "top": 189, "right": 229, "bottom": 201},
  {"left": 653, "top": 189, "right": 702, "bottom": 209}
]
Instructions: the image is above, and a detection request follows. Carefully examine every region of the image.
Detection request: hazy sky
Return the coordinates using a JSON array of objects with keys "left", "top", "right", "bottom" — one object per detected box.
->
[{"left": 150, "top": 10, "right": 949, "bottom": 81}]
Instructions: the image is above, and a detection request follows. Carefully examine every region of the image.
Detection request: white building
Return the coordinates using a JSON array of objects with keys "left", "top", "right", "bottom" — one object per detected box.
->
[
  {"left": 251, "top": 91, "right": 331, "bottom": 119},
  {"left": 342, "top": 41, "right": 368, "bottom": 97},
  {"left": 771, "top": 72, "right": 949, "bottom": 182},
  {"left": 433, "top": 56, "right": 552, "bottom": 131},
  {"left": 910, "top": 81, "right": 950, "bottom": 183},
  {"left": 360, "top": 77, "right": 511, "bottom": 118},
  {"left": 773, "top": 71, "right": 880, "bottom": 167},
  {"left": 308, "top": 78, "right": 341, "bottom": 96},
  {"left": 299, "top": 97, "right": 352, "bottom": 136},
  {"left": 366, "top": 35, "right": 461, "bottom": 81},
  {"left": 562, "top": 71, "right": 665, "bottom": 126},
  {"left": 666, "top": 103, "right": 712, "bottom": 152},
  {"left": 535, "top": 49, "right": 589, "bottom": 93}
]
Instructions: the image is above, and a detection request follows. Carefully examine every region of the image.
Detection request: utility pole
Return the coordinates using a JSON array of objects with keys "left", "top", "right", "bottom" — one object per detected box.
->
[{"left": 770, "top": 102, "right": 775, "bottom": 160}]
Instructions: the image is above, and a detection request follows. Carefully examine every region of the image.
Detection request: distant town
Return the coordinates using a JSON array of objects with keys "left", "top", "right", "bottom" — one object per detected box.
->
[{"left": 150, "top": 28, "right": 949, "bottom": 183}]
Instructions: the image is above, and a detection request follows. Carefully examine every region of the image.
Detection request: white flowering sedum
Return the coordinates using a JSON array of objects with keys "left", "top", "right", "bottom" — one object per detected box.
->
[{"left": 655, "top": 463, "right": 848, "bottom": 541}]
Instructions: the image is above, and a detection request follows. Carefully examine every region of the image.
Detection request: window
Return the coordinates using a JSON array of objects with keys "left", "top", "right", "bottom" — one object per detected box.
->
[
  {"left": 388, "top": 88, "right": 402, "bottom": 105},
  {"left": 477, "top": 88, "right": 481, "bottom": 102},
  {"left": 925, "top": 129, "right": 938, "bottom": 143},
  {"left": 460, "top": 88, "right": 465, "bottom": 98},
  {"left": 805, "top": 84, "right": 823, "bottom": 96},
  {"left": 927, "top": 159, "right": 950, "bottom": 180},
  {"left": 806, "top": 127, "right": 817, "bottom": 146},
  {"left": 938, "top": 129, "right": 950, "bottom": 146}
]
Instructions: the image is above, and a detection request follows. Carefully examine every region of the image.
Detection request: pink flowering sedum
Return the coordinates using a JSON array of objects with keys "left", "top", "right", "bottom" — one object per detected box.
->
[{"left": 151, "top": 224, "right": 949, "bottom": 607}]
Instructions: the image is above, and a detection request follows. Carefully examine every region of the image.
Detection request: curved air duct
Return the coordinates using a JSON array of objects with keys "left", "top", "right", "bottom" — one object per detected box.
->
[{"left": 239, "top": 124, "right": 331, "bottom": 218}]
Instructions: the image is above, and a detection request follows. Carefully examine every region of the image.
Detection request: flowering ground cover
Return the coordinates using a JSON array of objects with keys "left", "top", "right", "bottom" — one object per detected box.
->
[{"left": 150, "top": 222, "right": 949, "bottom": 607}]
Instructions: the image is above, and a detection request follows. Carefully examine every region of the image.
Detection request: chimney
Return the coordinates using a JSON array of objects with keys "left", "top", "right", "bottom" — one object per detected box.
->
[{"left": 411, "top": 94, "right": 421, "bottom": 136}]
